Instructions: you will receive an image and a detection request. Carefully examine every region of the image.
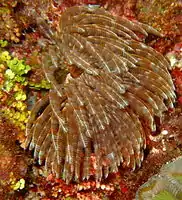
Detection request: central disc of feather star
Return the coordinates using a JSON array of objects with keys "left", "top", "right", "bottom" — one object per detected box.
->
[{"left": 25, "top": 5, "right": 176, "bottom": 183}]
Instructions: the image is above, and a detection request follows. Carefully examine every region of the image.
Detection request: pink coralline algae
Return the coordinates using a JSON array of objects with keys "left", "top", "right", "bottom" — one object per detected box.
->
[{"left": 24, "top": 5, "right": 176, "bottom": 184}]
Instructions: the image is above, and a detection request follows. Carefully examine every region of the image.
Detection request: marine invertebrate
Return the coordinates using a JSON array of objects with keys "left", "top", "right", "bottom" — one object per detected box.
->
[
  {"left": 24, "top": 5, "right": 176, "bottom": 183},
  {"left": 136, "top": 156, "right": 182, "bottom": 200}
]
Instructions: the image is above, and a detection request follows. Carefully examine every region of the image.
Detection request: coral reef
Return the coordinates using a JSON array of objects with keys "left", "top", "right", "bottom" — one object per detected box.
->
[
  {"left": 136, "top": 0, "right": 182, "bottom": 54},
  {"left": 0, "top": 2, "right": 21, "bottom": 43},
  {"left": 0, "top": 44, "right": 31, "bottom": 131},
  {"left": 24, "top": 5, "right": 176, "bottom": 184},
  {"left": 0, "top": 40, "right": 51, "bottom": 133},
  {"left": 167, "top": 42, "right": 182, "bottom": 105},
  {"left": 136, "top": 0, "right": 182, "bottom": 38},
  {"left": 0, "top": 0, "right": 181, "bottom": 199},
  {"left": 136, "top": 156, "right": 182, "bottom": 200},
  {"left": 24, "top": 171, "right": 115, "bottom": 199},
  {"left": 0, "top": 117, "right": 29, "bottom": 200}
]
